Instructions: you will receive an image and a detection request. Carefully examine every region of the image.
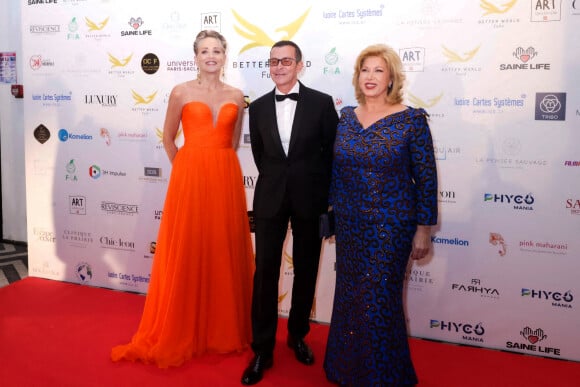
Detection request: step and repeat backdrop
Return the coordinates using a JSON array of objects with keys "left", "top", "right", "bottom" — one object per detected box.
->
[{"left": 22, "top": 0, "right": 579, "bottom": 361}]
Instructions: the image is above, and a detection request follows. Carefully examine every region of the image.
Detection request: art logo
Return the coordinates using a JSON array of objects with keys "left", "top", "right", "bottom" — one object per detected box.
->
[
  {"left": 232, "top": 8, "right": 310, "bottom": 54},
  {"left": 535, "top": 93, "right": 566, "bottom": 120},
  {"left": 75, "top": 262, "right": 93, "bottom": 284},
  {"left": 430, "top": 319, "right": 485, "bottom": 343},
  {"left": 481, "top": 0, "right": 517, "bottom": 16},
  {"left": 521, "top": 288, "right": 573, "bottom": 309},
  {"left": 506, "top": 327, "right": 561, "bottom": 356},
  {"left": 69, "top": 195, "right": 86, "bottom": 215},
  {"left": 400, "top": 47, "right": 425, "bottom": 72},
  {"left": 201, "top": 12, "right": 221, "bottom": 31},
  {"left": 531, "top": 0, "right": 562, "bottom": 22}
]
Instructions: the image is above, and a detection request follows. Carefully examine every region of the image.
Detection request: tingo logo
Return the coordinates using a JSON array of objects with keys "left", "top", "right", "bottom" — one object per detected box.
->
[
  {"left": 232, "top": 8, "right": 311, "bottom": 54},
  {"left": 535, "top": 93, "right": 566, "bottom": 121}
]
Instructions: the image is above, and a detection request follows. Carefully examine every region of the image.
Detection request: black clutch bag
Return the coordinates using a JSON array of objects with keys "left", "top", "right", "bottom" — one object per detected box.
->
[{"left": 319, "top": 210, "right": 335, "bottom": 239}]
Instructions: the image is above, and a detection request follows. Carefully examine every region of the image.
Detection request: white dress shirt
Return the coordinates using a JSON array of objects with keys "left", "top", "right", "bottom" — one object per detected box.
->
[{"left": 275, "top": 84, "right": 300, "bottom": 156}]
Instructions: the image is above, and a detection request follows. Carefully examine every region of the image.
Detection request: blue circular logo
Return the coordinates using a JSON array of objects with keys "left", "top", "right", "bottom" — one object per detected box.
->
[{"left": 58, "top": 129, "right": 69, "bottom": 142}]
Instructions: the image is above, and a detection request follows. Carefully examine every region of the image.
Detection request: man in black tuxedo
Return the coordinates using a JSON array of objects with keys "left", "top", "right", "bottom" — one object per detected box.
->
[{"left": 241, "top": 40, "right": 338, "bottom": 385}]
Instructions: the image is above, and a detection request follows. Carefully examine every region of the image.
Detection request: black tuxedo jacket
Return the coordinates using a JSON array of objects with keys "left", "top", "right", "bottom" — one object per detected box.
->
[{"left": 249, "top": 82, "right": 338, "bottom": 219}]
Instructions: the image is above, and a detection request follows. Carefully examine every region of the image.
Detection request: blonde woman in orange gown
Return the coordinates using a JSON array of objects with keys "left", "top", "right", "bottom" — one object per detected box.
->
[{"left": 111, "top": 30, "right": 254, "bottom": 368}]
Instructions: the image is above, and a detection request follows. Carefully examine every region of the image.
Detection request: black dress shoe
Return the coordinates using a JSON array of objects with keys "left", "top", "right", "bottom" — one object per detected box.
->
[
  {"left": 241, "top": 354, "right": 273, "bottom": 385},
  {"left": 287, "top": 335, "right": 314, "bottom": 365}
]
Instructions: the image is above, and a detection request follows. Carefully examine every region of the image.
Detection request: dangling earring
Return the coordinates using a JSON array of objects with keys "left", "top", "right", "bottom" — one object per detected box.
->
[
  {"left": 221, "top": 67, "right": 225, "bottom": 80},
  {"left": 388, "top": 81, "right": 393, "bottom": 90}
]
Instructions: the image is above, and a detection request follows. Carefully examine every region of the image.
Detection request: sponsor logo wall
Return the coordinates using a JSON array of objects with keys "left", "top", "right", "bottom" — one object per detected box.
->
[{"left": 23, "top": 0, "right": 579, "bottom": 361}]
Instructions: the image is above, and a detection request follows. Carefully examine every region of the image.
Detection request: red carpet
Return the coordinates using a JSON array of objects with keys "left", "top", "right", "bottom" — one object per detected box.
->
[{"left": 1, "top": 277, "right": 578, "bottom": 386}]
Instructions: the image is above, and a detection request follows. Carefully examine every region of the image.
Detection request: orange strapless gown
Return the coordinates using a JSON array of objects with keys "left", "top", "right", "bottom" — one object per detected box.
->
[{"left": 111, "top": 102, "right": 254, "bottom": 368}]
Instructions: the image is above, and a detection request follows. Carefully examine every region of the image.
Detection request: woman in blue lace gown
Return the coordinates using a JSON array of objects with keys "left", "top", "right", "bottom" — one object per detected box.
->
[{"left": 324, "top": 44, "right": 438, "bottom": 386}]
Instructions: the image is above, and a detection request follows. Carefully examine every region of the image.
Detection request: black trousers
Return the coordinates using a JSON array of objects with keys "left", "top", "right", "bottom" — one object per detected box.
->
[{"left": 250, "top": 202, "right": 322, "bottom": 356}]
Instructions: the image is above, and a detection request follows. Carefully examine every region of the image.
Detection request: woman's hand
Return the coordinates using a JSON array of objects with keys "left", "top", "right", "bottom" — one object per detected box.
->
[{"left": 410, "top": 225, "right": 431, "bottom": 260}]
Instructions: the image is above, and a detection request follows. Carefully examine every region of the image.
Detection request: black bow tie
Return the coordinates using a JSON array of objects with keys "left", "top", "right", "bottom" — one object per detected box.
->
[{"left": 275, "top": 93, "right": 299, "bottom": 102}]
